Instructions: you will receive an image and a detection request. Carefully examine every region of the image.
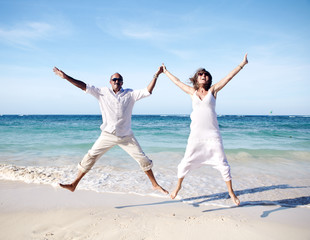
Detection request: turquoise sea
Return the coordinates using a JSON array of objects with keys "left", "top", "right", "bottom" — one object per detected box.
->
[{"left": 1, "top": 115, "right": 310, "bottom": 208}]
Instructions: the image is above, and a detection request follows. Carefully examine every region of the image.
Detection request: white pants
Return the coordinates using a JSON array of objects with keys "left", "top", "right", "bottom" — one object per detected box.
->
[
  {"left": 177, "top": 138, "right": 232, "bottom": 181},
  {"left": 78, "top": 131, "right": 153, "bottom": 173}
]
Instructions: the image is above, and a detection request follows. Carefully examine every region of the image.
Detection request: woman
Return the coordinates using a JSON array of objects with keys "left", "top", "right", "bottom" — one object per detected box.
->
[{"left": 162, "top": 54, "right": 248, "bottom": 205}]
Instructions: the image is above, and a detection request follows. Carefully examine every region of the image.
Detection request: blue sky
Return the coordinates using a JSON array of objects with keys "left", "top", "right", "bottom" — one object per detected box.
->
[{"left": 0, "top": 0, "right": 309, "bottom": 115}]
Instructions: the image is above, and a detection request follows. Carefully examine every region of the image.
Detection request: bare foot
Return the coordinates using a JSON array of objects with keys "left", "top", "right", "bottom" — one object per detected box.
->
[
  {"left": 170, "top": 186, "right": 181, "bottom": 199},
  {"left": 59, "top": 183, "right": 76, "bottom": 192},
  {"left": 229, "top": 192, "right": 240, "bottom": 206},
  {"left": 153, "top": 185, "right": 169, "bottom": 195}
]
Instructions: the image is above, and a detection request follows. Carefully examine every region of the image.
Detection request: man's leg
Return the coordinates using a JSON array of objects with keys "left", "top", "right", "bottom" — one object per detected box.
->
[
  {"left": 119, "top": 135, "right": 168, "bottom": 194},
  {"left": 60, "top": 132, "right": 116, "bottom": 192},
  {"left": 59, "top": 170, "right": 86, "bottom": 192},
  {"left": 144, "top": 169, "right": 168, "bottom": 194}
]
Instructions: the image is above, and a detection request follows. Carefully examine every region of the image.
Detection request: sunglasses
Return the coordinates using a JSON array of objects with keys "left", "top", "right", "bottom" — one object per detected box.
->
[
  {"left": 198, "top": 72, "right": 208, "bottom": 77},
  {"left": 111, "top": 78, "right": 123, "bottom": 82}
]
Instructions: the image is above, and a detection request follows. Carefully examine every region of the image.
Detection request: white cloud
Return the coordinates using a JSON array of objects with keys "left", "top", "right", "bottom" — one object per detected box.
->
[
  {"left": 97, "top": 17, "right": 182, "bottom": 41},
  {"left": 0, "top": 17, "right": 73, "bottom": 49},
  {"left": 96, "top": 14, "right": 207, "bottom": 60},
  {"left": 0, "top": 21, "right": 54, "bottom": 47}
]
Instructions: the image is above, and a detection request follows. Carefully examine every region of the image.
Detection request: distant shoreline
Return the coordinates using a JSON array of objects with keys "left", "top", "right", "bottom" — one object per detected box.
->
[{"left": 1, "top": 114, "right": 309, "bottom": 117}]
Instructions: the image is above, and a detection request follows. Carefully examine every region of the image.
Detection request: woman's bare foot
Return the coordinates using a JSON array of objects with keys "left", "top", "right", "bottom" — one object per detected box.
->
[
  {"left": 59, "top": 183, "right": 77, "bottom": 192},
  {"left": 170, "top": 186, "right": 181, "bottom": 199},
  {"left": 225, "top": 180, "right": 240, "bottom": 206},
  {"left": 171, "top": 178, "right": 184, "bottom": 199},
  {"left": 229, "top": 192, "right": 240, "bottom": 206}
]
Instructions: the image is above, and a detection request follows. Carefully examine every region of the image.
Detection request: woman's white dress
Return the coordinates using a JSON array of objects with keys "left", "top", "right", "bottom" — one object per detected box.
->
[{"left": 177, "top": 90, "right": 232, "bottom": 181}]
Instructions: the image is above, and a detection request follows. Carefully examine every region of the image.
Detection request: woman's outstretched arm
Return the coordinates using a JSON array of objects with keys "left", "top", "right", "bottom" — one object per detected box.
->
[
  {"left": 212, "top": 54, "right": 248, "bottom": 96},
  {"left": 162, "top": 64, "right": 195, "bottom": 95}
]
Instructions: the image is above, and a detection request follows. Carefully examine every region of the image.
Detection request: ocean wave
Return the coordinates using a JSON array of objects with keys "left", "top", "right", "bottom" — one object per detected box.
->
[
  {"left": 0, "top": 164, "right": 170, "bottom": 196},
  {"left": 0, "top": 164, "right": 63, "bottom": 186},
  {"left": 1, "top": 163, "right": 310, "bottom": 209}
]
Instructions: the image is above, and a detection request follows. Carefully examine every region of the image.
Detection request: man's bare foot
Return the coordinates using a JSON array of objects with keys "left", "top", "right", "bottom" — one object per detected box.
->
[
  {"left": 229, "top": 192, "right": 240, "bottom": 206},
  {"left": 153, "top": 185, "right": 169, "bottom": 194},
  {"left": 59, "top": 183, "right": 76, "bottom": 192}
]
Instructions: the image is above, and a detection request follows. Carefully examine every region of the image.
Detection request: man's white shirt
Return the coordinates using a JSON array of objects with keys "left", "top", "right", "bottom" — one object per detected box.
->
[{"left": 86, "top": 85, "right": 150, "bottom": 137}]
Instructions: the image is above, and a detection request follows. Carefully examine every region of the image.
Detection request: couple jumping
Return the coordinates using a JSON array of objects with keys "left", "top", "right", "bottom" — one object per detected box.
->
[{"left": 53, "top": 53, "right": 248, "bottom": 206}]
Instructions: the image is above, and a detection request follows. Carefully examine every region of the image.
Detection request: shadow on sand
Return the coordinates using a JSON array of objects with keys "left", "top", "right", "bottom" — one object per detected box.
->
[
  {"left": 203, "top": 196, "right": 310, "bottom": 218},
  {"left": 115, "top": 184, "right": 310, "bottom": 218}
]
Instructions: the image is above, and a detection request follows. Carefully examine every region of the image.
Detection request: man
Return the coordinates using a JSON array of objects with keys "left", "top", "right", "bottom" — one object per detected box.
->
[{"left": 53, "top": 66, "right": 168, "bottom": 194}]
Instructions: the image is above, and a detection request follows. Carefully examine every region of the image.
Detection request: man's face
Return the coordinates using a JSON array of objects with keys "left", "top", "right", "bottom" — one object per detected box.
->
[{"left": 110, "top": 73, "right": 123, "bottom": 93}]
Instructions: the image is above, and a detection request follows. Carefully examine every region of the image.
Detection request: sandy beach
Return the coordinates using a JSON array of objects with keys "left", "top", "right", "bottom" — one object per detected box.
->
[{"left": 0, "top": 180, "right": 309, "bottom": 240}]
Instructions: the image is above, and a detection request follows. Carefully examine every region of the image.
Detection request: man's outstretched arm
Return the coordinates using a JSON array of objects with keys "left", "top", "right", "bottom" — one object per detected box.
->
[
  {"left": 53, "top": 67, "right": 86, "bottom": 91},
  {"left": 147, "top": 66, "right": 163, "bottom": 94}
]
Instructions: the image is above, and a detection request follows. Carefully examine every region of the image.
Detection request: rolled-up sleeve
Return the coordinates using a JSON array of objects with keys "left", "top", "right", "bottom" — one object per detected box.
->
[
  {"left": 86, "top": 84, "right": 101, "bottom": 100},
  {"left": 132, "top": 88, "right": 151, "bottom": 101}
]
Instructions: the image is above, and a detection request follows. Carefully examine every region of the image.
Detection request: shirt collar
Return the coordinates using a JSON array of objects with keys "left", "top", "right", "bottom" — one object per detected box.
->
[{"left": 110, "top": 87, "right": 124, "bottom": 95}]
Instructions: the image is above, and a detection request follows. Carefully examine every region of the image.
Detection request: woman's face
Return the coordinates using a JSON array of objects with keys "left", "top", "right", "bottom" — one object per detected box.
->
[{"left": 197, "top": 72, "right": 209, "bottom": 85}]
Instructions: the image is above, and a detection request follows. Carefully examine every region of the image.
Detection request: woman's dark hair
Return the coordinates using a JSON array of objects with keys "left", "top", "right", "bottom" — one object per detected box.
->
[{"left": 189, "top": 68, "right": 212, "bottom": 90}]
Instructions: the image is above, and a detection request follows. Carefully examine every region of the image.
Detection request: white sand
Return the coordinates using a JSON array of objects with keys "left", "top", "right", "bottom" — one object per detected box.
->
[{"left": 0, "top": 180, "right": 309, "bottom": 240}]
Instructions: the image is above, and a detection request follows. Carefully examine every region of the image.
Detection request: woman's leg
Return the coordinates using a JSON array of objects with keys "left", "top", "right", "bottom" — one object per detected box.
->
[{"left": 225, "top": 180, "right": 240, "bottom": 206}]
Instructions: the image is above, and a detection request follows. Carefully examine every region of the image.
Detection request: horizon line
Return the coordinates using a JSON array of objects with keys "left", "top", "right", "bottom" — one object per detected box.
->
[{"left": 1, "top": 114, "right": 309, "bottom": 117}]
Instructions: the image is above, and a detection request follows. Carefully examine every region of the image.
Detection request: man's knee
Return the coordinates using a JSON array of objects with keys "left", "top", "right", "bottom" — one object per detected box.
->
[
  {"left": 140, "top": 159, "right": 153, "bottom": 171},
  {"left": 78, "top": 152, "right": 99, "bottom": 173}
]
